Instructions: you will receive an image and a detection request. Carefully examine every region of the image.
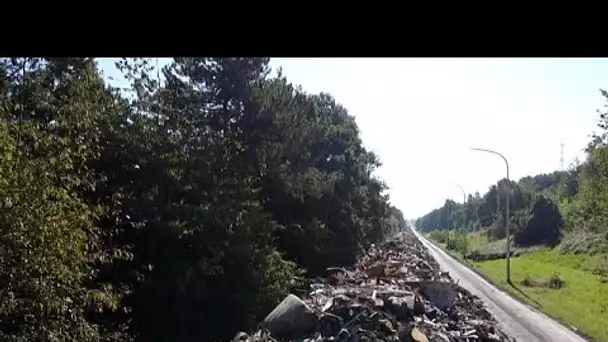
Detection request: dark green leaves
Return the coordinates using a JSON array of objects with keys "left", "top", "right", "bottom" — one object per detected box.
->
[{"left": 0, "top": 57, "right": 402, "bottom": 342}]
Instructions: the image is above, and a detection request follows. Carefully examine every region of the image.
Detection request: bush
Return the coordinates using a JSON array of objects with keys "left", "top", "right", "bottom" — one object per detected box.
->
[
  {"left": 514, "top": 195, "right": 563, "bottom": 247},
  {"left": 558, "top": 231, "right": 608, "bottom": 254},
  {"left": 429, "top": 230, "right": 469, "bottom": 256},
  {"left": 429, "top": 230, "right": 449, "bottom": 244},
  {"left": 445, "top": 233, "right": 466, "bottom": 254},
  {"left": 520, "top": 273, "right": 565, "bottom": 289}
]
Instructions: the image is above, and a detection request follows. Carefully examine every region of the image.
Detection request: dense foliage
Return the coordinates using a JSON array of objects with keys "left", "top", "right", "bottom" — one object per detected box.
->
[
  {"left": 514, "top": 195, "right": 563, "bottom": 247},
  {"left": 417, "top": 89, "right": 608, "bottom": 253},
  {"left": 0, "top": 58, "right": 407, "bottom": 342}
]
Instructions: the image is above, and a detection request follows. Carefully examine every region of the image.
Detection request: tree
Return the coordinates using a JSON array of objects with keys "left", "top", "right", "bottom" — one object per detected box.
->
[
  {"left": 0, "top": 58, "right": 127, "bottom": 341},
  {"left": 514, "top": 195, "right": 563, "bottom": 247},
  {"left": 0, "top": 57, "right": 404, "bottom": 342}
]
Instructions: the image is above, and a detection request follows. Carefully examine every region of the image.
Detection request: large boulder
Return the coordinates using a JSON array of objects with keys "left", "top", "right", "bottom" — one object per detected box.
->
[{"left": 262, "top": 294, "right": 318, "bottom": 339}]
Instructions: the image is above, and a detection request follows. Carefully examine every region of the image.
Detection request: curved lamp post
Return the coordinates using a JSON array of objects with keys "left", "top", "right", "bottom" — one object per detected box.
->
[
  {"left": 470, "top": 147, "right": 511, "bottom": 283},
  {"left": 449, "top": 183, "right": 467, "bottom": 227},
  {"left": 449, "top": 183, "right": 467, "bottom": 254},
  {"left": 445, "top": 183, "right": 466, "bottom": 248}
]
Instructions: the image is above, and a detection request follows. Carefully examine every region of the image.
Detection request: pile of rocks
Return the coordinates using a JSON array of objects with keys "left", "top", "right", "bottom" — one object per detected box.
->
[{"left": 235, "top": 228, "right": 516, "bottom": 342}]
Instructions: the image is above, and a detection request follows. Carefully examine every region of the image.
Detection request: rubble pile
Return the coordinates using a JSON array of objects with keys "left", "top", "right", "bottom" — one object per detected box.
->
[{"left": 236, "top": 228, "right": 516, "bottom": 342}]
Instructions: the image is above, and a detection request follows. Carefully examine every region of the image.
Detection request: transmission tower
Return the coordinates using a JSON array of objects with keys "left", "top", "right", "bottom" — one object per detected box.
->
[{"left": 560, "top": 142, "right": 565, "bottom": 171}]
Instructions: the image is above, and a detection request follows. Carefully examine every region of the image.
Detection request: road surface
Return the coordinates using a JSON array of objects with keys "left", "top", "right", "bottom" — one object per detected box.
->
[{"left": 412, "top": 228, "right": 589, "bottom": 342}]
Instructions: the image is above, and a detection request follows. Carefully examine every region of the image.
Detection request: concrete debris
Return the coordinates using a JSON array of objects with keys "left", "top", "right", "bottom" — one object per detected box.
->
[
  {"left": 262, "top": 294, "right": 318, "bottom": 339},
  {"left": 234, "top": 228, "right": 516, "bottom": 342}
]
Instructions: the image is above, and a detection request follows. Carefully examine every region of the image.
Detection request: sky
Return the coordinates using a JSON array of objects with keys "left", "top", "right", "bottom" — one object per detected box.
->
[{"left": 97, "top": 58, "right": 608, "bottom": 220}]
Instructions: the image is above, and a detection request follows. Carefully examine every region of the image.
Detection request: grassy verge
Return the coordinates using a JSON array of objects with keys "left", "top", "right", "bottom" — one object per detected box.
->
[
  {"left": 475, "top": 251, "right": 608, "bottom": 342},
  {"left": 425, "top": 237, "right": 468, "bottom": 263},
  {"left": 425, "top": 233, "right": 608, "bottom": 342}
]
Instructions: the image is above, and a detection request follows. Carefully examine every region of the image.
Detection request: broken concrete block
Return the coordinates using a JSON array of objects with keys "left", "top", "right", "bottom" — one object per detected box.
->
[
  {"left": 262, "top": 294, "right": 317, "bottom": 339},
  {"left": 421, "top": 281, "right": 458, "bottom": 310}
]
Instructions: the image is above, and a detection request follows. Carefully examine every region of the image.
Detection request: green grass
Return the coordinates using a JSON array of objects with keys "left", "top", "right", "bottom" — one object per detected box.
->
[
  {"left": 474, "top": 250, "right": 608, "bottom": 342},
  {"left": 464, "top": 230, "right": 545, "bottom": 255},
  {"left": 466, "top": 230, "right": 492, "bottom": 252},
  {"left": 425, "top": 232, "right": 608, "bottom": 341}
]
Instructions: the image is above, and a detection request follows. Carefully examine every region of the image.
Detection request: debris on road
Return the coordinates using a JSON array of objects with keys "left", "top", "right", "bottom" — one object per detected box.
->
[{"left": 235, "top": 228, "right": 517, "bottom": 342}]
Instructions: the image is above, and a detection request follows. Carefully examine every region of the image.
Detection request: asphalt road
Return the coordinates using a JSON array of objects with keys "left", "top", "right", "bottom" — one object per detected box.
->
[{"left": 412, "top": 228, "right": 589, "bottom": 342}]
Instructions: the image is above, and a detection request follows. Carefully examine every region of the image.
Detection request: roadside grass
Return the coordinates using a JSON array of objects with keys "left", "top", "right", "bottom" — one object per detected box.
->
[
  {"left": 474, "top": 250, "right": 608, "bottom": 342},
  {"left": 464, "top": 229, "right": 506, "bottom": 254},
  {"left": 424, "top": 233, "right": 608, "bottom": 341},
  {"left": 427, "top": 229, "right": 543, "bottom": 258},
  {"left": 466, "top": 230, "right": 493, "bottom": 252},
  {"left": 467, "top": 231, "right": 546, "bottom": 255}
]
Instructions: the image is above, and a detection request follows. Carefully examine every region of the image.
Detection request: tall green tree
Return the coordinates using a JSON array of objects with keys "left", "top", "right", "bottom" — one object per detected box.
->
[
  {"left": 0, "top": 58, "right": 128, "bottom": 341},
  {"left": 0, "top": 57, "right": 404, "bottom": 342}
]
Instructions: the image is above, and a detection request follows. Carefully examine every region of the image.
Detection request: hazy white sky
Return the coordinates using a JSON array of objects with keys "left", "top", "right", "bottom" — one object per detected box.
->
[{"left": 97, "top": 58, "right": 608, "bottom": 219}]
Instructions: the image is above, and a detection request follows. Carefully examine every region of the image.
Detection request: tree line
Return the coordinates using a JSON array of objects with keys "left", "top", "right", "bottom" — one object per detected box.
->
[
  {"left": 0, "top": 58, "right": 407, "bottom": 342},
  {"left": 416, "top": 89, "right": 608, "bottom": 253}
]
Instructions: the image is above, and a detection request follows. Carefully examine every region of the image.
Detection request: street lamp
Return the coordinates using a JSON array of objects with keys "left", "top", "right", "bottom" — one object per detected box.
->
[
  {"left": 449, "top": 183, "right": 467, "bottom": 229},
  {"left": 444, "top": 184, "right": 466, "bottom": 249},
  {"left": 450, "top": 184, "right": 466, "bottom": 203},
  {"left": 470, "top": 147, "right": 511, "bottom": 283},
  {"left": 449, "top": 183, "right": 467, "bottom": 255},
  {"left": 446, "top": 200, "right": 450, "bottom": 247}
]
